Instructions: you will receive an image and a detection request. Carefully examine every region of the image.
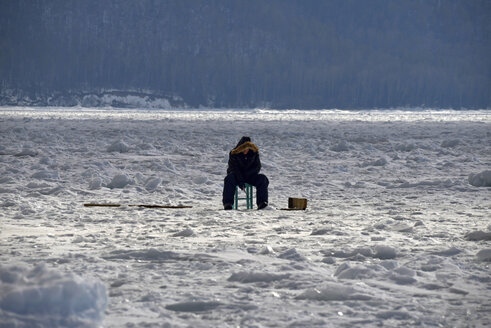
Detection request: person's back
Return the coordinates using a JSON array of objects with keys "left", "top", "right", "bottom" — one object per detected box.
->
[{"left": 222, "top": 136, "right": 269, "bottom": 210}]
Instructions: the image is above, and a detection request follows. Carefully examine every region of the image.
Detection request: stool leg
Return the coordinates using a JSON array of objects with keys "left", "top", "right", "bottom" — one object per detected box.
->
[
  {"left": 246, "top": 185, "right": 249, "bottom": 209},
  {"left": 251, "top": 186, "right": 253, "bottom": 209},
  {"left": 247, "top": 184, "right": 253, "bottom": 209},
  {"left": 234, "top": 186, "right": 238, "bottom": 210},
  {"left": 250, "top": 185, "right": 253, "bottom": 209},
  {"left": 234, "top": 184, "right": 255, "bottom": 210}
]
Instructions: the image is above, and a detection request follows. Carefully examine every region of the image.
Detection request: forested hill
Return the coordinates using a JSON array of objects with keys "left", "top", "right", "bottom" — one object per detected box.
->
[{"left": 1, "top": 0, "right": 489, "bottom": 109}]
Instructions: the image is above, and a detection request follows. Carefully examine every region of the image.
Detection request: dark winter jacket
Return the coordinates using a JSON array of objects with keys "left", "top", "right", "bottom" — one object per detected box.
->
[{"left": 227, "top": 136, "right": 261, "bottom": 184}]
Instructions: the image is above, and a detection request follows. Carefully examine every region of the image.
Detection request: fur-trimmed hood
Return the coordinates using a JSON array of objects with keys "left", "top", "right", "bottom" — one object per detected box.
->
[
  {"left": 231, "top": 141, "right": 259, "bottom": 154},
  {"left": 227, "top": 137, "right": 262, "bottom": 177}
]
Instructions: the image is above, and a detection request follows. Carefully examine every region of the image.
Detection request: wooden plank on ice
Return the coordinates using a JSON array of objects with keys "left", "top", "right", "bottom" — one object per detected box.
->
[
  {"left": 129, "top": 204, "right": 193, "bottom": 209},
  {"left": 84, "top": 203, "right": 192, "bottom": 209},
  {"left": 84, "top": 203, "right": 121, "bottom": 207}
]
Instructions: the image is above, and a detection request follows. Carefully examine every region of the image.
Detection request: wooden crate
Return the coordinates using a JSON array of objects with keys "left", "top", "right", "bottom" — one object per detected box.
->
[{"left": 288, "top": 197, "right": 307, "bottom": 210}]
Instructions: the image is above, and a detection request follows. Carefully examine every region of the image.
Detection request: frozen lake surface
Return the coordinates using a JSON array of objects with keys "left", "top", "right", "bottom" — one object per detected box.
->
[{"left": 0, "top": 108, "right": 490, "bottom": 327}]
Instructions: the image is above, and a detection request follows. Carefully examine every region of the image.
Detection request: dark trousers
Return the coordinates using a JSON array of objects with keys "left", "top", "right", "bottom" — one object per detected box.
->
[{"left": 223, "top": 173, "right": 269, "bottom": 206}]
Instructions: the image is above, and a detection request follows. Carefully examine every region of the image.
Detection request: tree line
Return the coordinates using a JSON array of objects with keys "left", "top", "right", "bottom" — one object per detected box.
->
[{"left": 0, "top": 0, "right": 489, "bottom": 109}]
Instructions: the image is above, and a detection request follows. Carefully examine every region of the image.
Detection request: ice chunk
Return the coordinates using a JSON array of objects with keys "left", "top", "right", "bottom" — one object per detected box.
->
[
  {"left": 259, "top": 245, "right": 276, "bottom": 255},
  {"left": 134, "top": 172, "right": 145, "bottom": 184},
  {"left": 164, "top": 159, "right": 176, "bottom": 171},
  {"left": 372, "top": 157, "right": 388, "bottom": 166},
  {"left": 379, "top": 260, "right": 398, "bottom": 270},
  {"left": 322, "top": 257, "right": 336, "bottom": 264},
  {"left": 323, "top": 248, "right": 373, "bottom": 259},
  {"left": 334, "top": 263, "right": 385, "bottom": 280},
  {"left": 103, "top": 248, "right": 183, "bottom": 261},
  {"left": 0, "top": 145, "right": 9, "bottom": 155},
  {"left": 468, "top": 170, "right": 491, "bottom": 187},
  {"left": 389, "top": 271, "right": 417, "bottom": 285},
  {"left": 39, "top": 185, "right": 64, "bottom": 195},
  {"left": 449, "top": 287, "right": 469, "bottom": 295},
  {"left": 330, "top": 250, "right": 355, "bottom": 258},
  {"left": 144, "top": 177, "right": 161, "bottom": 191},
  {"left": 228, "top": 271, "right": 290, "bottom": 283},
  {"left": 193, "top": 176, "right": 208, "bottom": 184},
  {"left": 335, "top": 265, "right": 371, "bottom": 279},
  {"left": 310, "top": 228, "right": 330, "bottom": 235},
  {"left": 278, "top": 248, "right": 307, "bottom": 261},
  {"left": 1, "top": 200, "right": 17, "bottom": 207},
  {"left": 31, "top": 170, "right": 59, "bottom": 180},
  {"left": 137, "top": 143, "right": 155, "bottom": 151},
  {"left": 14, "top": 145, "right": 38, "bottom": 157},
  {"left": 330, "top": 141, "right": 350, "bottom": 152},
  {"left": 374, "top": 245, "right": 397, "bottom": 259},
  {"left": 172, "top": 228, "right": 195, "bottom": 237},
  {"left": 464, "top": 231, "right": 491, "bottom": 241},
  {"left": 296, "top": 283, "right": 371, "bottom": 301},
  {"left": 476, "top": 249, "right": 491, "bottom": 262},
  {"left": 390, "top": 223, "right": 413, "bottom": 233},
  {"left": 0, "top": 176, "right": 15, "bottom": 184},
  {"left": 395, "top": 143, "right": 416, "bottom": 152},
  {"left": 431, "top": 247, "right": 462, "bottom": 256},
  {"left": 376, "top": 310, "right": 413, "bottom": 320},
  {"left": 361, "top": 157, "right": 388, "bottom": 167},
  {"left": 88, "top": 177, "right": 102, "bottom": 190},
  {"left": 0, "top": 263, "right": 107, "bottom": 327},
  {"left": 107, "top": 140, "right": 130, "bottom": 153},
  {"left": 165, "top": 300, "right": 222, "bottom": 312},
  {"left": 107, "top": 174, "right": 133, "bottom": 189},
  {"left": 441, "top": 139, "right": 460, "bottom": 148}
]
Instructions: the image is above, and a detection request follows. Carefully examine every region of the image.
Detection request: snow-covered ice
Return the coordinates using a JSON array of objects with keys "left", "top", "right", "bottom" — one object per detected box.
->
[{"left": 0, "top": 107, "right": 490, "bottom": 327}]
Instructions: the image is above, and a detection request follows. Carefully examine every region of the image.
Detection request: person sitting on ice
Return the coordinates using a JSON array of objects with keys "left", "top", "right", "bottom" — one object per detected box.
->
[{"left": 223, "top": 136, "right": 269, "bottom": 210}]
